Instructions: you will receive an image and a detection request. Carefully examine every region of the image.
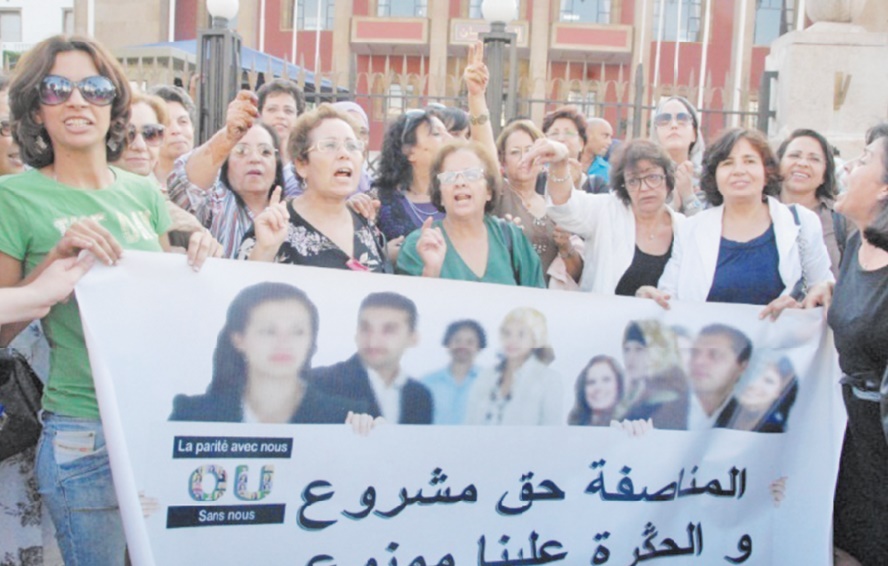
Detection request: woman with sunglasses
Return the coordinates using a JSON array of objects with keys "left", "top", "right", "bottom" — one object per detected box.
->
[
  {"left": 240, "top": 104, "right": 390, "bottom": 272},
  {"left": 168, "top": 91, "right": 288, "bottom": 258},
  {"left": 0, "top": 35, "right": 219, "bottom": 565},
  {"left": 540, "top": 138, "right": 684, "bottom": 296},
  {"left": 395, "top": 139, "right": 545, "bottom": 287},
  {"left": 637, "top": 128, "right": 833, "bottom": 318},
  {"left": 112, "top": 91, "right": 205, "bottom": 248},
  {"left": 375, "top": 43, "right": 495, "bottom": 262},
  {"left": 651, "top": 96, "right": 706, "bottom": 216},
  {"left": 374, "top": 108, "right": 451, "bottom": 255}
]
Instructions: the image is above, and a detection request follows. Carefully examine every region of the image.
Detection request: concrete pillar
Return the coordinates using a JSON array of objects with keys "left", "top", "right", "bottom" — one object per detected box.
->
[
  {"left": 332, "top": 0, "right": 353, "bottom": 89},
  {"left": 237, "top": 0, "right": 259, "bottom": 49},
  {"left": 89, "top": 0, "right": 164, "bottom": 50},
  {"left": 766, "top": 22, "right": 888, "bottom": 157},
  {"left": 629, "top": 0, "right": 653, "bottom": 138},
  {"left": 73, "top": 0, "right": 89, "bottom": 36},
  {"left": 527, "top": 0, "right": 550, "bottom": 125},
  {"left": 728, "top": 0, "right": 756, "bottom": 127},
  {"left": 427, "top": 0, "right": 450, "bottom": 98}
]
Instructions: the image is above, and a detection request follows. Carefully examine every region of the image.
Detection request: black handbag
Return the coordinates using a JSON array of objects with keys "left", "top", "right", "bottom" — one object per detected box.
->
[{"left": 0, "top": 348, "right": 44, "bottom": 461}]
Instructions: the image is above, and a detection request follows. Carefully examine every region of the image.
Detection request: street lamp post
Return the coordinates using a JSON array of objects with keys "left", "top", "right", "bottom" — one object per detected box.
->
[
  {"left": 197, "top": 0, "right": 242, "bottom": 144},
  {"left": 479, "top": 0, "right": 518, "bottom": 138}
]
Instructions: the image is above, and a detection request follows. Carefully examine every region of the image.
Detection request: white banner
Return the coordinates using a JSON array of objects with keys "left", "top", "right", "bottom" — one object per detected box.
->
[{"left": 76, "top": 252, "right": 845, "bottom": 565}]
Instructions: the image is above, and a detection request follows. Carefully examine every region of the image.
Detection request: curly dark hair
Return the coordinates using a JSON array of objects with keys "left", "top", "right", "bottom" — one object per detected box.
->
[
  {"left": 865, "top": 122, "right": 888, "bottom": 145},
  {"left": 567, "top": 355, "right": 625, "bottom": 426},
  {"left": 862, "top": 135, "right": 888, "bottom": 252},
  {"left": 610, "top": 139, "right": 676, "bottom": 206},
  {"left": 9, "top": 35, "right": 132, "bottom": 169},
  {"left": 207, "top": 282, "right": 319, "bottom": 398},
  {"left": 700, "top": 128, "right": 781, "bottom": 207},
  {"left": 428, "top": 139, "right": 500, "bottom": 214},
  {"left": 372, "top": 110, "right": 434, "bottom": 195},
  {"left": 442, "top": 319, "right": 487, "bottom": 349},
  {"left": 776, "top": 128, "right": 837, "bottom": 201},
  {"left": 219, "top": 122, "right": 285, "bottom": 208}
]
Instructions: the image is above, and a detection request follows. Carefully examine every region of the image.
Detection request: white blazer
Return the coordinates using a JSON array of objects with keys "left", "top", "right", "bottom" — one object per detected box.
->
[
  {"left": 657, "top": 196, "right": 835, "bottom": 302},
  {"left": 547, "top": 190, "right": 685, "bottom": 294}
]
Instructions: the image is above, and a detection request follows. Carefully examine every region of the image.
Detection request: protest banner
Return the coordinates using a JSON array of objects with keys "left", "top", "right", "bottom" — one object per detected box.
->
[{"left": 75, "top": 251, "right": 845, "bottom": 565}]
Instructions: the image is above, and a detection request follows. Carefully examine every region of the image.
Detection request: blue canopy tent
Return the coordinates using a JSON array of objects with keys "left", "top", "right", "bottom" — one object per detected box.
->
[{"left": 115, "top": 39, "right": 346, "bottom": 95}]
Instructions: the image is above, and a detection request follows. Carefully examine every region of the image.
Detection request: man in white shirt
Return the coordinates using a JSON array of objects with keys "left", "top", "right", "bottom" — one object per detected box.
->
[{"left": 312, "top": 292, "right": 432, "bottom": 424}]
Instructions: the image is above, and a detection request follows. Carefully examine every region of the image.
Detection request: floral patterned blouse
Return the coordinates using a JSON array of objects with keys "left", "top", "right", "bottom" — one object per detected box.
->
[{"left": 237, "top": 201, "right": 391, "bottom": 273}]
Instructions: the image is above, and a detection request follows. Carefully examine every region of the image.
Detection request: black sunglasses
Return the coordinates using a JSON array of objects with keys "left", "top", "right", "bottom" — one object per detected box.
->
[{"left": 38, "top": 75, "right": 117, "bottom": 107}]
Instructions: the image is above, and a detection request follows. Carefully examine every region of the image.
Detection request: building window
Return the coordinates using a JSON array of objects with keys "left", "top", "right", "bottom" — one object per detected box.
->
[
  {"left": 754, "top": 0, "right": 792, "bottom": 46},
  {"left": 568, "top": 89, "right": 598, "bottom": 117},
  {"left": 0, "top": 10, "right": 22, "bottom": 42},
  {"left": 62, "top": 8, "right": 75, "bottom": 35},
  {"left": 652, "top": 0, "right": 702, "bottom": 42},
  {"left": 560, "top": 0, "right": 610, "bottom": 24},
  {"left": 386, "top": 83, "right": 416, "bottom": 119},
  {"left": 377, "top": 0, "right": 428, "bottom": 17},
  {"left": 297, "top": 0, "right": 335, "bottom": 30},
  {"left": 469, "top": 0, "right": 482, "bottom": 19}
]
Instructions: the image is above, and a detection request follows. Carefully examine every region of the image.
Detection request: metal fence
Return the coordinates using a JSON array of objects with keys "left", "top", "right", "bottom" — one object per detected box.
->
[
  {"left": 303, "top": 61, "right": 775, "bottom": 143},
  {"left": 116, "top": 54, "right": 775, "bottom": 144}
]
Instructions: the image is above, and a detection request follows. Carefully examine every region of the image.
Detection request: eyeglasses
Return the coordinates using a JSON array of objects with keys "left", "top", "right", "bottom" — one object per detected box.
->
[
  {"left": 654, "top": 112, "right": 693, "bottom": 127},
  {"left": 307, "top": 138, "right": 365, "bottom": 155},
  {"left": 232, "top": 143, "right": 277, "bottom": 159},
  {"left": 625, "top": 173, "right": 666, "bottom": 190},
  {"left": 436, "top": 167, "right": 485, "bottom": 186},
  {"left": 0, "top": 119, "right": 10, "bottom": 137},
  {"left": 125, "top": 123, "right": 165, "bottom": 147},
  {"left": 37, "top": 75, "right": 117, "bottom": 107}
]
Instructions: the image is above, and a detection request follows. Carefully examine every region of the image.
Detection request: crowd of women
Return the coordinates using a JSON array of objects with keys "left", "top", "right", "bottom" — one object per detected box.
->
[{"left": 0, "top": 33, "right": 885, "bottom": 566}]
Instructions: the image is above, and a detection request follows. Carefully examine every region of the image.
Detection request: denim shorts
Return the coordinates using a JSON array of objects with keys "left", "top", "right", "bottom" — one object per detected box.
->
[{"left": 36, "top": 412, "right": 125, "bottom": 566}]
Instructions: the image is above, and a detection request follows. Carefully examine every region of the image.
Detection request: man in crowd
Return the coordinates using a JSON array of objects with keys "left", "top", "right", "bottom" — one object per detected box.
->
[
  {"left": 312, "top": 292, "right": 432, "bottom": 424},
  {"left": 583, "top": 117, "right": 614, "bottom": 185},
  {"left": 422, "top": 320, "right": 486, "bottom": 424},
  {"left": 256, "top": 78, "right": 306, "bottom": 195},
  {"left": 686, "top": 323, "right": 752, "bottom": 429}
]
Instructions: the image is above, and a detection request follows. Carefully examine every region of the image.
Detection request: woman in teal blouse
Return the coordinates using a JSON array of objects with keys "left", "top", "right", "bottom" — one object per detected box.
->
[{"left": 396, "top": 140, "right": 544, "bottom": 288}]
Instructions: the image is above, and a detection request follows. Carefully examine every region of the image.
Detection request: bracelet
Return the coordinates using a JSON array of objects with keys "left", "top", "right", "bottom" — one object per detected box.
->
[
  {"left": 469, "top": 113, "right": 489, "bottom": 126},
  {"left": 547, "top": 168, "right": 571, "bottom": 184},
  {"left": 683, "top": 197, "right": 702, "bottom": 212}
]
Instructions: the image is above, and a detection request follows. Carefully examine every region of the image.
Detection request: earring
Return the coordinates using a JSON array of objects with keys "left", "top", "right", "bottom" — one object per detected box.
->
[{"left": 35, "top": 131, "right": 48, "bottom": 151}]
